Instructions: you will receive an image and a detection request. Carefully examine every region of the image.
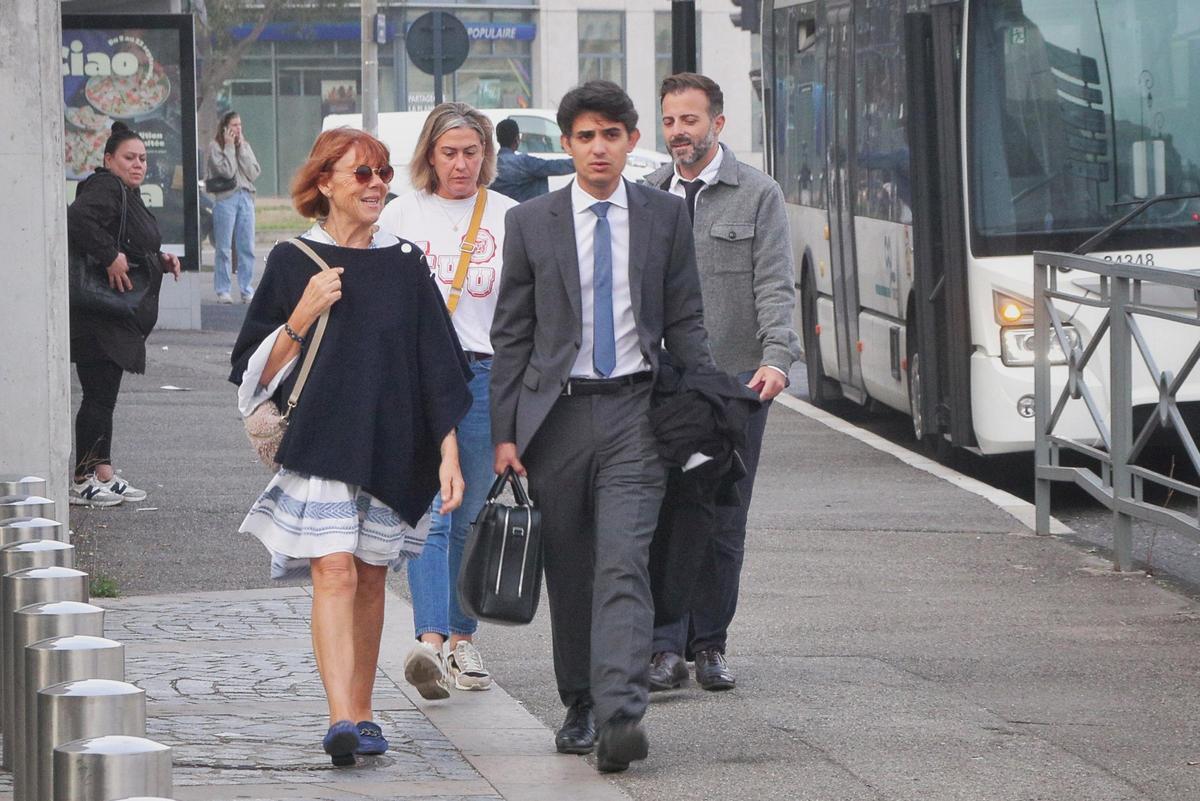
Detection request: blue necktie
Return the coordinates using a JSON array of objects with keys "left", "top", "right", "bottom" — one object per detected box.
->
[{"left": 590, "top": 201, "right": 616, "bottom": 377}]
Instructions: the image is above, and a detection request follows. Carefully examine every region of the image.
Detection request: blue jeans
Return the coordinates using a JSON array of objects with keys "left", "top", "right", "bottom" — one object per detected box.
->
[
  {"left": 408, "top": 358, "right": 493, "bottom": 639},
  {"left": 213, "top": 188, "right": 256, "bottom": 297}
]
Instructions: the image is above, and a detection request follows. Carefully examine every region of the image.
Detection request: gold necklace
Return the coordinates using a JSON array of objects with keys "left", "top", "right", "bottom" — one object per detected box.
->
[{"left": 431, "top": 192, "right": 474, "bottom": 232}]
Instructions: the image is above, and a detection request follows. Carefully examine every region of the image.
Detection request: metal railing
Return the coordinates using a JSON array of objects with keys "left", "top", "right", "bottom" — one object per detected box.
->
[{"left": 1033, "top": 251, "right": 1200, "bottom": 570}]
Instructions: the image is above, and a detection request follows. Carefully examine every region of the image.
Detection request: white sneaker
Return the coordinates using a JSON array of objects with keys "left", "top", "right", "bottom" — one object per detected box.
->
[
  {"left": 448, "top": 641, "right": 492, "bottom": 691},
  {"left": 241, "top": 289, "right": 255, "bottom": 303},
  {"left": 404, "top": 642, "right": 450, "bottom": 700},
  {"left": 216, "top": 292, "right": 233, "bottom": 304},
  {"left": 99, "top": 476, "right": 147, "bottom": 502},
  {"left": 69, "top": 476, "right": 124, "bottom": 507}
]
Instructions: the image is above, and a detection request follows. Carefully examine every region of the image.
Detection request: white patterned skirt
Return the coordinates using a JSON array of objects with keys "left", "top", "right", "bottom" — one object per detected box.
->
[{"left": 240, "top": 469, "right": 431, "bottom": 580}]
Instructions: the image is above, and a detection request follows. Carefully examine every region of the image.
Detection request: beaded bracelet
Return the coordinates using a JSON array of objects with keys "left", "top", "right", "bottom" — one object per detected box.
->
[{"left": 284, "top": 323, "right": 306, "bottom": 345}]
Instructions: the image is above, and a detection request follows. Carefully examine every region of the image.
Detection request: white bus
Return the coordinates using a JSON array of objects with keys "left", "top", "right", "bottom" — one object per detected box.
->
[{"left": 763, "top": 0, "right": 1200, "bottom": 453}]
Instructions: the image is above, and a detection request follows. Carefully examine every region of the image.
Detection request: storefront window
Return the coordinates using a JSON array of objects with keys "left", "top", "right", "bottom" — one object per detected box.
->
[{"left": 579, "top": 11, "right": 625, "bottom": 87}]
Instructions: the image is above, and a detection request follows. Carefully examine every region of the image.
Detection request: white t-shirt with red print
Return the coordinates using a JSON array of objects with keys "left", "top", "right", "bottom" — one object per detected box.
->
[{"left": 378, "top": 188, "right": 518, "bottom": 355}]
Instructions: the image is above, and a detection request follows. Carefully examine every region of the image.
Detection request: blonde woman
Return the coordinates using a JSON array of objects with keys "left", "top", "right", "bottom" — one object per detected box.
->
[{"left": 378, "top": 103, "right": 519, "bottom": 699}]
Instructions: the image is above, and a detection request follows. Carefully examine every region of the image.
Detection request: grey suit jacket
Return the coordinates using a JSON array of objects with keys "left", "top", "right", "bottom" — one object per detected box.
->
[
  {"left": 644, "top": 144, "right": 800, "bottom": 376},
  {"left": 490, "top": 179, "right": 715, "bottom": 453}
]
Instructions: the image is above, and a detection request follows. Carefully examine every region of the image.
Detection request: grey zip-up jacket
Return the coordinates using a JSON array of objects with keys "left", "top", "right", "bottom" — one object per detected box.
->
[
  {"left": 206, "top": 139, "right": 261, "bottom": 200},
  {"left": 644, "top": 144, "right": 799, "bottom": 376}
]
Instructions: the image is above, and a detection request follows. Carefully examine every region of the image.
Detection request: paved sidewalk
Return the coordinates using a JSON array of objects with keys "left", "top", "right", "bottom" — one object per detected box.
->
[{"left": 0, "top": 585, "right": 628, "bottom": 801}]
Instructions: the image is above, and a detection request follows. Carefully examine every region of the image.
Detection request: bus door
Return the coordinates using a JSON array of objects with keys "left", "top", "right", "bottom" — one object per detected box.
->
[
  {"left": 904, "top": 1, "right": 974, "bottom": 446},
  {"left": 825, "top": 5, "right": 864, "bottom": 396}
]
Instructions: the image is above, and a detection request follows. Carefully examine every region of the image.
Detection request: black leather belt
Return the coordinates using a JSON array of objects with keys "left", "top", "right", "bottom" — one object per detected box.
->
[
  {"left": 562, "top": 372, "right": 653, "bottom": 396},
  {"left": 464, "top": 351, "right": 492, "bottom": 362}
]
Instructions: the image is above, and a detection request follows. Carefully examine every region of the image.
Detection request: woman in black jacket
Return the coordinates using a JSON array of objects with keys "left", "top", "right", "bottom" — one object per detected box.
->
[{"left": 67, "top": 121, "right": 180, "bottom": 507}]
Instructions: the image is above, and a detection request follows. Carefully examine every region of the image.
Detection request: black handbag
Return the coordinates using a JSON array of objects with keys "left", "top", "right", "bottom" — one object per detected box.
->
[
  {"left": 205, "top": 173, "right": 237, "bottom": 194},
  {"left": 457, "top": 467, "right": 543, "bottom": 626},
  {"left": 67, "top": 178, "right": 150, "bottom": 320}
]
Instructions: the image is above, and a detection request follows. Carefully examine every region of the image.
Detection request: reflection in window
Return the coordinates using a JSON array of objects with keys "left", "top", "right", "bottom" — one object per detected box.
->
[
  {"left": 772, "top": 5, "right": 825, "bottom": 208},
  {"left": 969, "top": 0, "right": 1200, "bottom": 248},
  {"left": 579, "top": 12, "right": 625, "bottom": 87},
  {"left": 853, "top": 0, "right": 910, "bottom": 223}
]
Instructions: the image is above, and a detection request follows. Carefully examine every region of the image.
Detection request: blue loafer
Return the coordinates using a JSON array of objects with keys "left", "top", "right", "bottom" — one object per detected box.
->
[
  {"left": 356, "top": 720, "right": 389, "bottom": 755},
  {"left": 323, "top": 719, "right": 360, "bottom": 766}
]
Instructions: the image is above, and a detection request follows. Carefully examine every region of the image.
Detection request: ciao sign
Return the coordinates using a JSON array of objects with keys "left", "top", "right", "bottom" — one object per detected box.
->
[{"left": 62, "top": 35, "right": 156, "bottom": 78}]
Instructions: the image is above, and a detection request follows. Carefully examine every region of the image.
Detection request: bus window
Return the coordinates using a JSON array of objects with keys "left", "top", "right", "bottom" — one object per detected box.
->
[
  {"left": 772, "top": 3, "right": 826, "bottom": 208},
  {"left": 969, "top": 0, "right": 1200, "bottom": 255},
  {"left": 854, "top": 0, "right": 911, "bottom": 223}
]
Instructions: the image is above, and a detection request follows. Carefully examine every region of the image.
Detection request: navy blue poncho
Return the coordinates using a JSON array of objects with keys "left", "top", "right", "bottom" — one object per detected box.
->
[{"left": 230, "top": 238, "right": 473, "bottom": 526}]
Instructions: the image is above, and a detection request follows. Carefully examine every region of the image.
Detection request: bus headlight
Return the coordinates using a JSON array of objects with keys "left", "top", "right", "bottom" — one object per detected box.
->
[{"left": 1000, "top": 325, "right": 1080, "bottom": 367}]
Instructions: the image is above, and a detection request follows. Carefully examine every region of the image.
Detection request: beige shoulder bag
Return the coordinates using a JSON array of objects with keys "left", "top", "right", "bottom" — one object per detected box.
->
[{"left": 244, "top": 238, "right": 333, "bottom": 468}]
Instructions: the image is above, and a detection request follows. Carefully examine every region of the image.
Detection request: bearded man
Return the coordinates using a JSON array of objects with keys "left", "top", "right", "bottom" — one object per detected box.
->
[{"left": 643, "top": 72, "right": 800, "bottom": 693}]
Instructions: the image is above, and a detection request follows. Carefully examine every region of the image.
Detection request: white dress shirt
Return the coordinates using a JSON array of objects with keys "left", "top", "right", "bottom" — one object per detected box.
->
[
  {"left": 668, "top": 145, "right": 724, "bottom": 203},
  {"left": 569, "top": 179, "right": 650, "bottom": 378}
]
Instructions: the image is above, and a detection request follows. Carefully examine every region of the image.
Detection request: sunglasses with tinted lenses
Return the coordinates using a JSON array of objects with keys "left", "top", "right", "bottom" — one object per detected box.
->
[{"left": 346, "top": 164, "right": 395, "bottom": 183}]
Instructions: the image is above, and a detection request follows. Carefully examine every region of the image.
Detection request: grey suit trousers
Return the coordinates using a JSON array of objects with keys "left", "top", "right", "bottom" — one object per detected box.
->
[{"left": 523, "top": 382, "right": 666, "bottom": 726}]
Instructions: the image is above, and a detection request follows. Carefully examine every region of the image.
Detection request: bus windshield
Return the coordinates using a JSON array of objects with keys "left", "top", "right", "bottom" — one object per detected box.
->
[{"left": 968, "top": 0, "right": 1200, "bottom": 255}]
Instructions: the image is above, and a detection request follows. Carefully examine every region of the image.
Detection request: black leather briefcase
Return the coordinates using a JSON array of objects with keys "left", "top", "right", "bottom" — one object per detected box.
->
[{"left": 457, "top": 468, "right": 543, "bottom": 626}]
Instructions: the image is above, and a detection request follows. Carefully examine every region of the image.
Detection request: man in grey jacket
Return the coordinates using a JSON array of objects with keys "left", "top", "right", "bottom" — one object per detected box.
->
[{"left": 643, "top": 73, "right": 800, "bottom": 693}]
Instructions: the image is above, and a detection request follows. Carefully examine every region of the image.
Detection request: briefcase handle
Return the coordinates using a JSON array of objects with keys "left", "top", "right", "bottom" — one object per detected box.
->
[{"left": 486, "top": 466, "right": 534, "bottom": 507}]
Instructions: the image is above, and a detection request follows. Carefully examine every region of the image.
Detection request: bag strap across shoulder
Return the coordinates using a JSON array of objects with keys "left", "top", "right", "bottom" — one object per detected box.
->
[
  {"left": 446, "top": 187, "right": 488, "bottom": 316},
  {"left": 281, "top": 237, "right": 333, "bottom": 420}
]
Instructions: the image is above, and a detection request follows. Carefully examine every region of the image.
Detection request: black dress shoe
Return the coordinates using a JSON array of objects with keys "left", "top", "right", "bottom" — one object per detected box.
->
[
  {"left": 596, "top": 716, "right": 649, "bottom": 773},
  {"left": 694, "top": 648, "right": 736, "bottom": 691},
  {"left": 648, "top": 651, "right": 689, "bottom": 692},
  {"left": 555, "top": 703, "right": 596, "bottom": 754}
]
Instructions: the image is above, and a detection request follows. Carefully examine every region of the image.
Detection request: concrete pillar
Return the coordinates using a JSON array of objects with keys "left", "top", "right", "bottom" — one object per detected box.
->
[{"left": 0, "top": 0, "right": 71, "bottom": 511}]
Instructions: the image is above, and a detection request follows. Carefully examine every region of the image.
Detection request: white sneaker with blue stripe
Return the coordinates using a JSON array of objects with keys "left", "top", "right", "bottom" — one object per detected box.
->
[
  {"left": 69, "top": 476, "right": 124, "bottom": 507},
  {"left": 100, "top": 476, "right": 148, "bottom": 502}
]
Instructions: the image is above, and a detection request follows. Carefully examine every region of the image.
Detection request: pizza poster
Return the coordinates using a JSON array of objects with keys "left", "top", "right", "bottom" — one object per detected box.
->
[{"left": 62, "top": 15, "right": 198, "bottom": 269}]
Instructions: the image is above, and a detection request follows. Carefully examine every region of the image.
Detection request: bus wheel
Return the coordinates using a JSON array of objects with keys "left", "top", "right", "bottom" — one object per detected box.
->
[
  {"left": 802, "top": 268, "right": 833, "bottom": 407},
  {"left": 907, "top": 332, "right": 952, "bottom": 459},
  {"left": 907, "top": 344, "right": 927, "bottom": 440}
]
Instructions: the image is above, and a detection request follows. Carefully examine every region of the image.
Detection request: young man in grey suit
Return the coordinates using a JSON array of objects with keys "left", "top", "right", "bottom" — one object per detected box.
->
[
  {"left": 490, "top": 80, "right": 714, "bottom": 773},
  {"left": 644, "top": 73, "right": 800, "bottom": 692}
]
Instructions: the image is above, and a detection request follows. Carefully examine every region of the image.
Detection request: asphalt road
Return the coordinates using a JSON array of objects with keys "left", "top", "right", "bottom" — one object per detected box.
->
[{"left": 786, "top": 366, "right": 1200, "bottom": 597}]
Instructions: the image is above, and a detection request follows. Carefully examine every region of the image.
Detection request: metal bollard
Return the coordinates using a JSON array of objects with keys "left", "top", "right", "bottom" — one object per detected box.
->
[
  {"left": 26, "top": 636, "right": 125, "bottom": 801},
  {"left": 14, "top": 603, "right": 107, "bottom": 801},
  {"left": 0, "top": 565, "right": 88, "bottom": 769},
  {"left": 0, "top": 475, "right": 47, "bottom": 497},
  {"left": 38, "top": 680, "right": 145, "bottom": 801},
  {"left": 53, "top": 735, "right": 172, "bottom": 801},
  {"left": 0, "top": 494, "right": 55, "bottom": 523},
  {"left": 0, "top": 540, "right": 76, "bottom": 763},
  {"left": 1, "top": 517, "right": 64, "bottom": 547}
]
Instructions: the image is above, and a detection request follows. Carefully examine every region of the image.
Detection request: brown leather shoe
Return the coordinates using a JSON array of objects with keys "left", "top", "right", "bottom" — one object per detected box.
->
[
  {"left": 648, "top": 651, "right": 689, "bottom": 692},
  {"left": 694, "top": 648, "right": 736, "bottom": 691}
]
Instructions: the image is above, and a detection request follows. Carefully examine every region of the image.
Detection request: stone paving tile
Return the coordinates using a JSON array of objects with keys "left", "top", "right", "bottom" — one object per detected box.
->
[
  {"left": 104, "top": 597, "right": 314, "bottom": 642},
  {"left": 149, "top": 709, "right": 485, "bottom": 787},
  {"left": 127, "top": 649, "right": 406, "bottom": 705}
]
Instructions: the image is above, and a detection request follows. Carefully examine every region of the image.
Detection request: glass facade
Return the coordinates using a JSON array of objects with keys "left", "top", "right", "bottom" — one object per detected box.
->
[
  {"left": 224, "top": 8, "right": 535, "bottom": 194},
  {"left": 579, "top": 11, "right": 625, "bottom": 87}
]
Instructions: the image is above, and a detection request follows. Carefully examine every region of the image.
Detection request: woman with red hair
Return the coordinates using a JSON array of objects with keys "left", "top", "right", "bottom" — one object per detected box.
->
[{"left": 230, "top": 127, "right": 472, "bottom": 766}]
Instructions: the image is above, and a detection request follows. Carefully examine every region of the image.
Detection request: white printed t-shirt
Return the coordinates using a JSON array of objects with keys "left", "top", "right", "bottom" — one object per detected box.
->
[{"left": 378, "top": 188, "right": 518, "bottom": 355}]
